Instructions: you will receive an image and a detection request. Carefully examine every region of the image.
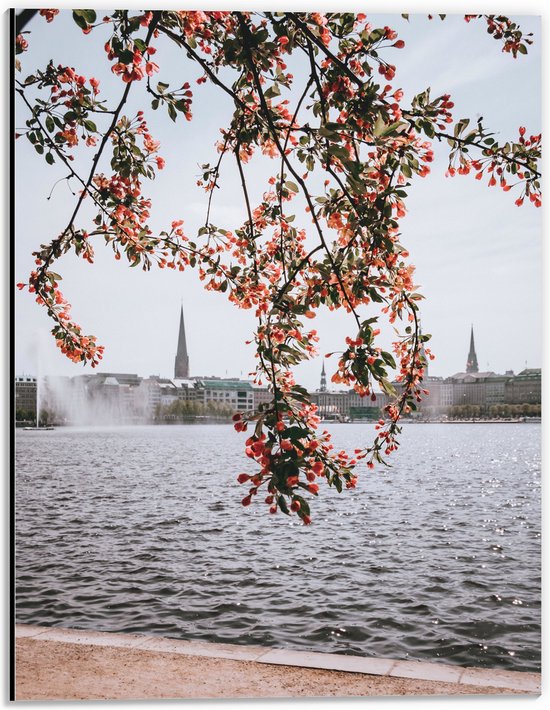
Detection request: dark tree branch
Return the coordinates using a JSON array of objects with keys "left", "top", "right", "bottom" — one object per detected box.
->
[{"left": 15, "top": 9, "right": 38, "bottom": 35}]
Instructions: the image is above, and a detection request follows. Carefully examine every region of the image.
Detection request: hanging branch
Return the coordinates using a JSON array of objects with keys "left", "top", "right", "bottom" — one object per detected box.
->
[{"left": 15, "top": 10, "right": 541, "bottom": 522}]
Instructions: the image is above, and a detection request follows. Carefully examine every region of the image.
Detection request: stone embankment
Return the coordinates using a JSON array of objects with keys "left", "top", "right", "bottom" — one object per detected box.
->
[{"left": 15, "top": 624, "right": 540, "bottom": 701}]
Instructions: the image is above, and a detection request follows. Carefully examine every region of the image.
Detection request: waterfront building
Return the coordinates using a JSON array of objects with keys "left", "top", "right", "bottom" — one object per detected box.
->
[
  {"left": 410, "top": 376, "right": 453, "bottom": 417},
  {"left": 252, "top": 385, "right": 273, "bottom": 410},
  {"left": 310, "top": 364, "right": 386, "bottom": 420},
  {"left": 311, "top": 390, "right": 352, "bottom": 420},
  {"left": 448, "top": 371, "right": 508, "bottom": 407},
  {"left": 347, "top": 389, "right": 388, "bottom": 420},
  {"left": 16, "top": 322, "right": 541, "bottom": 424},
  {"left": 15, "top": 376, "right": 37, "bottom": 417},
  {"left": 134, "top": 377, "right": 162, "bottom": 418},
  {"left": 194, "top": 378, "right": 255, "bottom": 412},
  {"left": 505, "top": 368, "right": 542, "bottom": 405}
]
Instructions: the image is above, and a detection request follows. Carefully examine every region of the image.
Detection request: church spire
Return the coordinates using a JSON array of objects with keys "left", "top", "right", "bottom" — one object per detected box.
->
[
  {"left": 320, "top": 360, "right": 327, "bottom": 392},
  {"left": 466, "top": 324, "right": 479, "bottom": 373},
  {"left": 174, "top": 305, "right": 190, "bottom": 378}
]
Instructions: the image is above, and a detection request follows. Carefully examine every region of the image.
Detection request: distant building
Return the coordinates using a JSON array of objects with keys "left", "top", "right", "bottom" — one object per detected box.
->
[
  {"left": 310, "top": 361, "right": 386, "bottom": 420},
  {"left": 448, "top": 371, "right": 508, "bottom": 407},
  {"left": 505, "top": 368, "right": 542, "bottom": 405},
  {"left": 15, "top": 376, "right": 37, "bottom": 415},
  {"left": 18, "top": 321, "right": 541, "bottom": 424},
  {"left": 419, "top": 377, "right": 453, "bottom": 415},
  {"left": 311, "top": 390, "right": 352, "bottom": 420},
  {"left": 194, "top": 378, "right": 255, "bottom": 412},
  {"left": 348, "top": 390, "right": 387, "bottom": 420},
  {"left": 252, "top": 385, "right": 273, "bottom": 410}
]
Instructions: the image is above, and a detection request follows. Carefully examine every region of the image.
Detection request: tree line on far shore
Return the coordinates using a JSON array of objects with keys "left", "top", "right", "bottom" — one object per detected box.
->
[
  {"left": 154, "top": 399, "right": 234, "bottom": 421},
  {"left": 446, "top": 403, "right": 540, "bottom": 419}
]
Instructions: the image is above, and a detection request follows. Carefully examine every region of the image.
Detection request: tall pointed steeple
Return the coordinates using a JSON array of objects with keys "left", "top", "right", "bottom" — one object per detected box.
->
[
  {"left": 320, "top": 360, "right": 327, "bottom": 392},
  {"left": 174, "top": 305, "right": 190, "bottom": 379},
  {"left": 466, "top": 325, "right": 479, "bottom": 373}
]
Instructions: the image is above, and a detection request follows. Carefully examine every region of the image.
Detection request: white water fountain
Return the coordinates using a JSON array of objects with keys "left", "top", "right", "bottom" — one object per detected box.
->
[{"left": 23, "top": 342, "right": 54, "bottom": 431}]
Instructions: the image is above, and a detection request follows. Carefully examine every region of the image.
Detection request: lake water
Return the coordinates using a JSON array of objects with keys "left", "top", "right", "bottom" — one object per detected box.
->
[{"left": 15, "top": 422, "right": 541, "bottom": 672}]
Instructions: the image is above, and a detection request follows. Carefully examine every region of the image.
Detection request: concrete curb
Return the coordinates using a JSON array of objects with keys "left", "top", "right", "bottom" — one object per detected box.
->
[{"left": 15, "top": 624, "right": 541, "bottom": 694}]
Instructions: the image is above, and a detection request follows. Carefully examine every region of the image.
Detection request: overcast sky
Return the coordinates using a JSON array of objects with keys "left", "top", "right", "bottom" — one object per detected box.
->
[{"left": 14, "top": 10, "right": 542, "bottom": 391}]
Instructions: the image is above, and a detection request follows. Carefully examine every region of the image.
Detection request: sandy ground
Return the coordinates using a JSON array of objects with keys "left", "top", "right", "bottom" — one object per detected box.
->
[{"left": 16, "top": 638, "right": 529, "bottom": 701}]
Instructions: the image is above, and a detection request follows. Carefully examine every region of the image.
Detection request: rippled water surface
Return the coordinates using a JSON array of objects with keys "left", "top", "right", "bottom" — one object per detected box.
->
[{"left": 16, "top": 423, "right": 540, "bottom": 671}]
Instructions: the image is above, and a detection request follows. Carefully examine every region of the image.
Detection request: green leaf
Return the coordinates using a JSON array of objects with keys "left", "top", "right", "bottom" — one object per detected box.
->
[
  {"left": 454, "top": 118, "right": 470, "bottom": 137},
  {"left": 368, "top": 28, "right": 385, "bottom": 43},
  {"left": 318, "top": 125, "right": 339, "bottom": 139},
  {"left": 377, "top": 120, "right": 406, "bottom": 138},
  {"left": 295, "top": 495, "right": 310, "bottom": 516},
  {"left": 45, "top": 152, "right": 54, "bottom": 165},
  {"left": 45, "top": 115, "right": 54, "bottom": 133},
  {"left": 422, "top": 120, "right": 435, "bottom": 138},
  {"left": 83, "top": 119, "right": 97, "bottom": 132},
  {"left": 118, "top": 49, "right": 134, "bottom": 65},
  {"left": 80, "top": 9, "right": 97, "bottom": 24},
  {"left": 277, "top": 495, "right": 290, "bottom": 515},
  {"left": 282, "top": 426, "right": 307, "bottom": 440},
  {"left": 327, "top": 144, "right": 349, "bottom": 162},
  {"left": 168, "top": 103, "right": 177, "bottom": 122},
  {"left": 380, "top": 378, "right": 397, "bottom": 397},
  {"left": 264, "top": 83, "right": 281, "bottom": 99},
  {"left": 72, "top": 11, "right": 88, "bottom": 30},
  {"left": 285, "top": 180, "right": 299, "bottom": 193}
]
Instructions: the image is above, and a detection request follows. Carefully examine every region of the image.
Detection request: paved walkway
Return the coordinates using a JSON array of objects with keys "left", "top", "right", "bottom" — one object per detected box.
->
[{"left": 15, "top": 624, "right": 541, "bottom": 700}]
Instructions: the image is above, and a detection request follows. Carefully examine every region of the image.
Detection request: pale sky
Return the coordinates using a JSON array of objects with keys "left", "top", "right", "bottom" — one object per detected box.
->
[{"left": 14, "top": 10, "right": 542, "bottom": 391}]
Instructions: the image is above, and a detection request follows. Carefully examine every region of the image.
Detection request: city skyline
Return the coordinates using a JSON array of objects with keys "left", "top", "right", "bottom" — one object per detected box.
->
[
  {"left": 15, "top": 306, "right": 539, "bottom": 393},
  {"left": 15, "top": 12, "right": 542, "bottom": 392}
]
